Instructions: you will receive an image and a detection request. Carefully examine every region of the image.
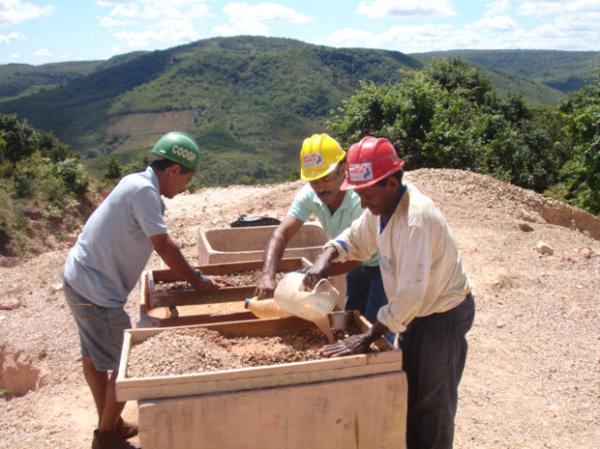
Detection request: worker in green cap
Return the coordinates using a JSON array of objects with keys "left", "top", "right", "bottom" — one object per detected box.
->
[{"left": 62, "top": 131, "right": 224, "bottom": 449}]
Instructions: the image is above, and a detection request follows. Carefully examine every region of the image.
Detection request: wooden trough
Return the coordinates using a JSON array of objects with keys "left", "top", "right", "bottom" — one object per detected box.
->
[
  {"left": 139, "top": 258, "right": 313, "bottom": 327},
  {"left": 117, "top": 312, "right": 407, "bottom": 449}
]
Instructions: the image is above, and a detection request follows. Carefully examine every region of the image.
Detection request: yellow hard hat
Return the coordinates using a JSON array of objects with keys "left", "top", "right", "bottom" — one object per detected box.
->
[{"left": 299, "top": 134, "right": 346, "bottom": 182}]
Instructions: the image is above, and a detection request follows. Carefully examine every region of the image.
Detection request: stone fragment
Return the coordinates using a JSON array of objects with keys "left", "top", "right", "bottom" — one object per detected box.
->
[
  {"left": 0, "top": 298, "right": 21, "bottom": 310},
  {"left": 519, "top": 223, "right": 534, "bottom": 232},
  {"left": 578, "top": 247, "right": 595, "bottom": 259},
  {"left": 535, "top": 241, "right": 554, "bottom": 256}
]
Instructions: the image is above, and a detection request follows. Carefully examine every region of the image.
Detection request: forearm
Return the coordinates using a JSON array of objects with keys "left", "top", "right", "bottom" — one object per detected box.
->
[
  {"left": 364, "top": 321, "right": 389, "bottom": 344},
  {"left": 325, "top": 260, "right": 361, "bottom": 276},
  {"left": 152, "top": 235, "right": 202, "bottom": 290},
  {"left": 262, "top": 230, "right": 288, "bottom": 278}
]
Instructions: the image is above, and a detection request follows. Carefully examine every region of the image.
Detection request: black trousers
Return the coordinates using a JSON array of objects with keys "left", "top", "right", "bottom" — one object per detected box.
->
[{"left": 400, "top": 294, "right": 475, "bottom": 449}]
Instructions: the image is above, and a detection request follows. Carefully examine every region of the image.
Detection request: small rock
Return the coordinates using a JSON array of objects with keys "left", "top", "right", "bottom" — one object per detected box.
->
[
  {"left": 0, "top": 297, "right": 21, "bottom": 310},
  {"left": 535, "top": 240, "right": 554, "bottom": 256},
  {"left": 517, "top": 208, "right": 538, "bottom": 223},
  {"left": 496, "top": 321, "right": 505, "bottom": 329},
  {"left": 519, "top": 223, "right": 534, "bottom": 232},
  {"left": 50, "top": 283, "right": 63, "bottom": 293},
  {"left": 579, "top": 247, "right": 595, "bottom": 259}
]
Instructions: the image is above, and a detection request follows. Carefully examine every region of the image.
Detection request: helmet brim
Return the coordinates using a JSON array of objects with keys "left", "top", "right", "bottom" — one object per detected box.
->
[
  {"left": 340, "top": 162, "right": 404, "bottom": 191},
  {"left": 300, "top": 160, "right": 342, "bottom": 182}
]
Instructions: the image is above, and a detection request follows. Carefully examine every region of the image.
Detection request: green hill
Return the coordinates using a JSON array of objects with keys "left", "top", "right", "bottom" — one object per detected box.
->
[
  {"left": 2, "top": 40, "right": 598, "bottom": 184},
  {"left": 0, "top": 36, "right": 421, "bottom": 182},
  {"left": 412, "top": 49, "right": 600, "bottom": 100},
  {"left": 0, "top": 60, "right": 102, "bottom": 102}
]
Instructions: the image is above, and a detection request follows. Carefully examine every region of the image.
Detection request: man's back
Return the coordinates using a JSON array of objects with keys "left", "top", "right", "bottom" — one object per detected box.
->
[{"left": 63, "top": 167, "right": 167, "bottom": 307}]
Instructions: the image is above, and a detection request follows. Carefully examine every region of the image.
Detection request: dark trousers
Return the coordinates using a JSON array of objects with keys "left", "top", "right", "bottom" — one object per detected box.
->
[
  {"left": 345, "top": 265, "right": 388, "bottom": 324},
  {"left": 345, "top": 265, "right": 395, "bottom": 343},
  {"left": 400, "top": 294, "right": 475, "bottom": 449}
]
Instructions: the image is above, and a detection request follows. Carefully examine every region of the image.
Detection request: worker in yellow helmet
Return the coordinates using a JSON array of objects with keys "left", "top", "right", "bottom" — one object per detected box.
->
[{"left": 255, "top": 134, "right": 390, "bottom": 334}]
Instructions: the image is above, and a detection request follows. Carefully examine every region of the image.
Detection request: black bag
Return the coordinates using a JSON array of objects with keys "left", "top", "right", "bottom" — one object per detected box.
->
[{"left": 230, "top": 214, "right": 281, "bottom": 228}]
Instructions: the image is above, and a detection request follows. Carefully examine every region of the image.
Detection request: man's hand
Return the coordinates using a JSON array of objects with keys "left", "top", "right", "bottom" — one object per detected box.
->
[
  {"left": 302, "top": 265, "right": 327, "bottom": 290},
  {"left": 319, "top": 333, "right": 372, "bottom": 357},
  {"left": 254, "top": 273, "right": 276, "bottom": 299},
  {"left": 302, "top": 246, "right": 338, "bottom": 290},
  {"left": 191, "top": 271, "right": 234, "bottom": 292}
]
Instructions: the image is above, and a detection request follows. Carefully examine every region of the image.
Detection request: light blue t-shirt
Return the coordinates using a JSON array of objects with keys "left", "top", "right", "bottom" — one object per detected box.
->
[
  {"left": 63, "top": 167, "right": 168, "bottom": 308},
  {"left": 288, "top": 184, "right": 379, "bottom": 267}
]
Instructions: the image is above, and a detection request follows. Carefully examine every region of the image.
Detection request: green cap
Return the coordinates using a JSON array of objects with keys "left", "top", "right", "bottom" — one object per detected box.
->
[{"left": 151, "top": 131, "right": 201, "bottom": 171}]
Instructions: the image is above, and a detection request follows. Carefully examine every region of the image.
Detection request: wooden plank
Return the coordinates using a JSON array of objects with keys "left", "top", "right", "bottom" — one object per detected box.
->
[
  {"left": 142, "top": 310, "right": 257, "bottom": 328},
  {"left": 139, "top": 271, "right": 150, "bottom": 307},
  {"left": 138, "top": 372, "right": 407, "bottom": 449},
  {"left": 147, "top": 286, "right": 255, "bottom": 308},
  {"left": 118, "top": 360, "right": 403, "bottom": 401},
  {"left": 116, "top": 332, "right": 132, "bottom": 384},
  {"left": 150, "top": 258, "right": 307, "bottom": 282}
]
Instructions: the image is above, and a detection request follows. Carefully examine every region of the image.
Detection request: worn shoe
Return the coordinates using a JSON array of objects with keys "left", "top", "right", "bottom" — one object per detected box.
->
[
  {"left": 116, "top": 418, "right": 139, "bottom": 440},
  {"left": 91, "top": 429, "right": 141, "bottom": 449}
]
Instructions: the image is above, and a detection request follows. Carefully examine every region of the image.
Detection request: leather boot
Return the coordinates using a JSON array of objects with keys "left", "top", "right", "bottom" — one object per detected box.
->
[
  {"left": 91, "top": 429, "right": 141, "bottom": 449},
  {"left": 116, "top": 418, "right": 139, "bottom": 440}
]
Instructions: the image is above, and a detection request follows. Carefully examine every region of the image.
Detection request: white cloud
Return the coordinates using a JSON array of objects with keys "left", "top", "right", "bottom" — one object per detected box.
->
[
  {"left": 484, "top": 0, "right": 511, "bottom": 16},
  {"left": 8, "top": 52, "right": 18, "bottom": 59},
  {"left": 517, "top": 0, "right": 600, "bottom": 17},
  {"left": 114, "top": 17, "right": 202, "bottom": 48},
  {"left": 0, "top": 30, "right": 22, "bottom": 44},
  {"left": 323, "top": 24, "right": 477, "bottom": 53},
  {"left": 474, "top": 15, "right": 518, "bottom": 31},
  {"left": 320, "top": 28, "right": 377, "bottom": 48},
  {"left": 0, "top": 0, "right": 54, "bottom": 26},
  {"left": 221, "top": 2, "right": 311, "bottom": 23},
  {"left": 98, "top": 16, "right": 135, "bottom": 27},
  {"left": 33, "top": 48, "right": 52, "bottom": 58},
  {"left": 97, "top": 0, "right": 209, "bottom": 24},
  {"left": 322, "top": 8, "right": 600, "bottom": 53},
  {"left": 97, "top": 0, "right": 210, "bottom": 48},
  {"left": 213, "top": 2, "right": 311, "bottom": 37},
  {"left": 356, "top": 0, "right": 454, "bottom": 18}
]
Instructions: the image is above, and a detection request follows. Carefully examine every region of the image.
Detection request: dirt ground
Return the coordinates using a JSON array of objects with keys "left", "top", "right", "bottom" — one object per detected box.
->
[{"left": 0, "top": 168, "right": 599, "bottom": 449}]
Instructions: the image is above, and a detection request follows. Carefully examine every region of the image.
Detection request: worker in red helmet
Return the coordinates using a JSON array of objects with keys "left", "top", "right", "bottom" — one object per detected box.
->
[{"left": 303, "top": 136, "right": 475, "bottom": 449}]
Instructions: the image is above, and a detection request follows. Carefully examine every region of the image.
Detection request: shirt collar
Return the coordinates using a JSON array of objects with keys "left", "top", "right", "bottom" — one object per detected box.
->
[{"left": 146, "top": 166, "right": 160, "bottom": 192}]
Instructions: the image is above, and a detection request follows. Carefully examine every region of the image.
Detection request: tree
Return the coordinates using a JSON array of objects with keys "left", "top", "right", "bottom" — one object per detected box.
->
[
  {"left": 327, "top": 58, "right": 564, "bottom": 193},
  {"left": 558, "top": 65, "right": 600, "bottom": 213},
  {"left": 104, "top": 156, "right": 123, "bottom": 180}
]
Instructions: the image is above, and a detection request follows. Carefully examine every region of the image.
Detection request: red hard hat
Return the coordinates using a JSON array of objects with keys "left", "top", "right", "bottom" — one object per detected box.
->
[{"left": 340, "top": 136, "right": 405, "bottom": 191}]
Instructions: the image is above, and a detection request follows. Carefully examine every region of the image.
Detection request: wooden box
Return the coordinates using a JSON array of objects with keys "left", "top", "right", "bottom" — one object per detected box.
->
[
  {"left": 118, "top": 312, "right": 407, "bottom": 449},
  {"left": 139, "top": 258, "right": 314, "bottom": 327},
  {"left": 117, "top": 312, "right": 401, "bottom": 402}
]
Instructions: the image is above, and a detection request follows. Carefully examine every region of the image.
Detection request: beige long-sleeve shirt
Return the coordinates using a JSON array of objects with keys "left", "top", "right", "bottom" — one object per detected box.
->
[{"left": 327, "top": 183, "right": 471, "bottom": 333}]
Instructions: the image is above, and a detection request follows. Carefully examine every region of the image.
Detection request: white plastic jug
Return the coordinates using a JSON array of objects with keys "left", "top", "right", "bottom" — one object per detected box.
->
[
  {"left": 274, "top": 272, "right": 338, "bottom": 342},
  {"left": 244, "top": 297, "right": 293, "bottom": 319}
]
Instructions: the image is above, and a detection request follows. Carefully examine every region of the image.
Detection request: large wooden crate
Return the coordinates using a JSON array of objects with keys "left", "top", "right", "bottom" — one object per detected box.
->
[
  {"left": 117, "top": 312, "right": 407, "bottom": 449},
  {"left": 139, "top": 258, "right": 319, "bottom": 328}
]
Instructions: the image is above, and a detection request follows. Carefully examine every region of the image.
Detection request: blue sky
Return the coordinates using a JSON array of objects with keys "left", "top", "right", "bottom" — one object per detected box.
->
[{"left": 1, "top": 0, "right": 599, "bottom": 65}]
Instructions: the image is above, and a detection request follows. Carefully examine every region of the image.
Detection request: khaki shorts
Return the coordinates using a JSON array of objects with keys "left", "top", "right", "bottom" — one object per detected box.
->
[{"left": 63, "top": 282, "right": 131, "bottom": 371}]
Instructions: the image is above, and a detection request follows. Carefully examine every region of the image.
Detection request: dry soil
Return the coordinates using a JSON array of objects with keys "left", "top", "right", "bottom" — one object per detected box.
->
[{"left": 0, "top": 169, "right": 599, "bottom": 449}]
